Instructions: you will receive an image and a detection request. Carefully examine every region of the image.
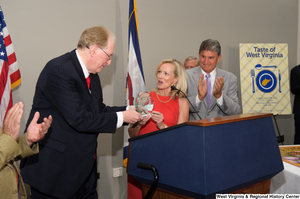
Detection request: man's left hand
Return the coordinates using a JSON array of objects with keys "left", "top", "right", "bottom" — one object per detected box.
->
[
  {"left": 213, "top": 76, "right": 224, "bottom": 99},
  {"left": 26, "top": 112, "right": 52, "bottom": 146}
]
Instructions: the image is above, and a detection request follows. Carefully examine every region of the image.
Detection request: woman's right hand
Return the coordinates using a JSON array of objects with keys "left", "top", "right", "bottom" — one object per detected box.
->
[
  {"left": 138, "top": 114, "right": 151, "bottom": 126},
  {"left": 128, "top": 114, "right": 151, "bottom": 138}
]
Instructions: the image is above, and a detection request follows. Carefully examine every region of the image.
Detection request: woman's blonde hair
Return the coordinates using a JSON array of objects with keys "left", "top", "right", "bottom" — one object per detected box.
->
[{"left": 154, "top": 58, "right": 187, "bottom": 99}]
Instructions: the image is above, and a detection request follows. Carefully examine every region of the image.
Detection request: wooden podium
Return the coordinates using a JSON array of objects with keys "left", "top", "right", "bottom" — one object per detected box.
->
[{"left": 128, "top": 113, "right": 283, "bottom": 199}]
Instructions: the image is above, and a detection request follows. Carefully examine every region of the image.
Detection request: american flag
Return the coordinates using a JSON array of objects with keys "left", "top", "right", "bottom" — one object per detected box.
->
[{"left": 0, "top": 6, "right": 21, "bottom": 127}]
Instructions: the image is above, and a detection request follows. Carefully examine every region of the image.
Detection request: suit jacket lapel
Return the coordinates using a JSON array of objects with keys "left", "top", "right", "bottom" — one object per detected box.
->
[
  {"left": 209, "top": 68, "right": 217, "bottom": 107},
  {"left": 70, "top": 50, "right": 90, "bottom": 92},
  {"left": 70, "top": 50, "right": 101, "bottom": 113},
  {"left": 193, "top": 67, "right": 202, "bottom": 85},
  {"left": 90, "top": 73, "right": 103, "bottom": 112},
  {"left": 192, "top": 68, "right": 210, "bottom": 108},
  {"left": 209, "top": 68, "right": 222, "bottom": 108}
]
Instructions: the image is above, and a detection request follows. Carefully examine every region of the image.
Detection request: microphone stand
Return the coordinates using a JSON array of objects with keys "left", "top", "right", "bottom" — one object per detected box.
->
[
  {"left": 137, "top": 162, "right": 158, "bottom": 199},
  {"left": 171, "top": 86, "right": 202, "bottom": 120}
]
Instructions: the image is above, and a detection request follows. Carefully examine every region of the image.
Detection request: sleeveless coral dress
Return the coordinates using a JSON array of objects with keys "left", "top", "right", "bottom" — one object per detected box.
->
[{"left": 128, "top": 91, "right": 179, "bottom": 199}]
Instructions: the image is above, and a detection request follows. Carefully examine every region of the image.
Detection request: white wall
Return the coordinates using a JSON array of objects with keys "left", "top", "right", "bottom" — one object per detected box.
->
[{"left": 1, "top": 0, "right": 298, "bottom": 198}]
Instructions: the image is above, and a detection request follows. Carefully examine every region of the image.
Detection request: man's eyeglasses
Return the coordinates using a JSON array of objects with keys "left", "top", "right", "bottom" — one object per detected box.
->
[
  {"left": 98, "top": 46, "right": 112, "bottom": 61},
  {"left": 86, "top": 45, "right": 112, "bottom": 61}
]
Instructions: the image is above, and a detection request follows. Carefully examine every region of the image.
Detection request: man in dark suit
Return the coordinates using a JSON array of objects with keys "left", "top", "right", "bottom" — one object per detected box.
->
[
  {"left": 290, "top": 64, "right": 300, "bottom": 144},
  {"left": 20, "top": 26, "right": 142, "bottom": 199},
  {"left": 186, "top": 39, "right": 241, "bottom": 120}
]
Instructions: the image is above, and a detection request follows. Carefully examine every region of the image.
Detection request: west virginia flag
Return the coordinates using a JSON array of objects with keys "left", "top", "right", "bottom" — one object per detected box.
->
[{"left": 123, "top": 0, "right": 145, "bottom": 167}]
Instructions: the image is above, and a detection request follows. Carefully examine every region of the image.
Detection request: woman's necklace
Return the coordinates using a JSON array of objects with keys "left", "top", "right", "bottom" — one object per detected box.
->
[{"left": 156, "top": 92, "right": 172, "bottom": 103}]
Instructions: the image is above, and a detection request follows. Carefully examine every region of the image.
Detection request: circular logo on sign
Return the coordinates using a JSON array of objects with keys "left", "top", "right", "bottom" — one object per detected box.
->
[{"left": 256, "top": 70, "right": 277, "bottom": 93}]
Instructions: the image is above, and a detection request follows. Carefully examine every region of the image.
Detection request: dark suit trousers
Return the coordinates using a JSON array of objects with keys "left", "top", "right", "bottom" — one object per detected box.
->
[
  {"left": 31, "top": 161, "right": 98, "bottom": 199},
  {"left": 294, "top": 114, "right": 300, "bottom": 144}
]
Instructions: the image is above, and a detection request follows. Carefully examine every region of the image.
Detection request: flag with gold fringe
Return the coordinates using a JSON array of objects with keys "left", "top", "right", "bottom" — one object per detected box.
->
[
  {"left": 0, "top": 6, "right": 21, "bottom": 127},
  {"left": 123, "top": 0, "right": 145, "bottom": 167}
]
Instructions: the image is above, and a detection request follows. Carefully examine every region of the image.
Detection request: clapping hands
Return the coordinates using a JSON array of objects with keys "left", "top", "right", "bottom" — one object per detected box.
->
[
  {"left": 26, "top": 111, "right": 52, "bottom": 146},
  {"left": 2, "top": 101, "right": 52, "bottom": 147}
]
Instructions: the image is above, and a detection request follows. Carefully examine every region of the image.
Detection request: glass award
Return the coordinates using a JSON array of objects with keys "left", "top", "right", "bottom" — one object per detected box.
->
[{"left": 135, "top": 92, "right": 154, "bottom": 117}]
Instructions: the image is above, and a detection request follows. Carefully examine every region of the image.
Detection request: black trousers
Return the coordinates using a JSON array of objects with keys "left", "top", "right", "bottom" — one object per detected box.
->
[
  {"left": 294, "top": 114, "right": 300, "bottom": 144},
  {"left": 31, "top": 162, "right": 98, "bottom": 199}
]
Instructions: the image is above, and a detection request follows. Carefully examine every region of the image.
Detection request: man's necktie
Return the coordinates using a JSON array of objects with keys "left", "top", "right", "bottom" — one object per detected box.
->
[
  {"left": 206, "top": 73, "right": 211, "bottom": 107},
  {"left": 86, "top": 76, "right": 90, "bottom": 90}
]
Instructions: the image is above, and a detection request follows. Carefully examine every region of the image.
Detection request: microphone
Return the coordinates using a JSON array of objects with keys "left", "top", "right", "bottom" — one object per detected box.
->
[{"left": 171, "top": 86, "right": 202, "bottom": 120}]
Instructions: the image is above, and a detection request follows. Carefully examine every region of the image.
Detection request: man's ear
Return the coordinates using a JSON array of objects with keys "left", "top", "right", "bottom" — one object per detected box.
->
[
  {"left": 89, "top": 45, "right": 98, "bottom": 57},
  {"left": 217, "top": 54, "right": 222, "bottom": 63}
]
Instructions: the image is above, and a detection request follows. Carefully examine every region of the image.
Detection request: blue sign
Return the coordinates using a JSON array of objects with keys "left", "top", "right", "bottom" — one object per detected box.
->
[{"left": 256, "top": 70, "right": 277, "bottom": 93}]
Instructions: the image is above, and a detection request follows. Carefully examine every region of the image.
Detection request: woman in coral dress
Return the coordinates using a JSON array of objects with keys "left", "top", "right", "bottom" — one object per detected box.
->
[{"left": 127, "top": 58, "right": 189, "bottom": 199}]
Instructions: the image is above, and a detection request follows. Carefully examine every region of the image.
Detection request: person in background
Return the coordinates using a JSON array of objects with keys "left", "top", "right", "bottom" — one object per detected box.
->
[
  {"left": 184, "top": 56, "right": 199, "bottom": 70},
  {"left": 186, "top": 39, "right": 241, "bottom": 120},
  {"left": 290, "top": 64, "right": 300, "bottom": 144},
  {"left": 20, "top": 26, "right": 142, "bottom": 199},
  {"left": 128, "top": 58, "right": 189, "bottom": 198},
  {"left": 0, "top": 101, "right": 52, "bottom": 199}
]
